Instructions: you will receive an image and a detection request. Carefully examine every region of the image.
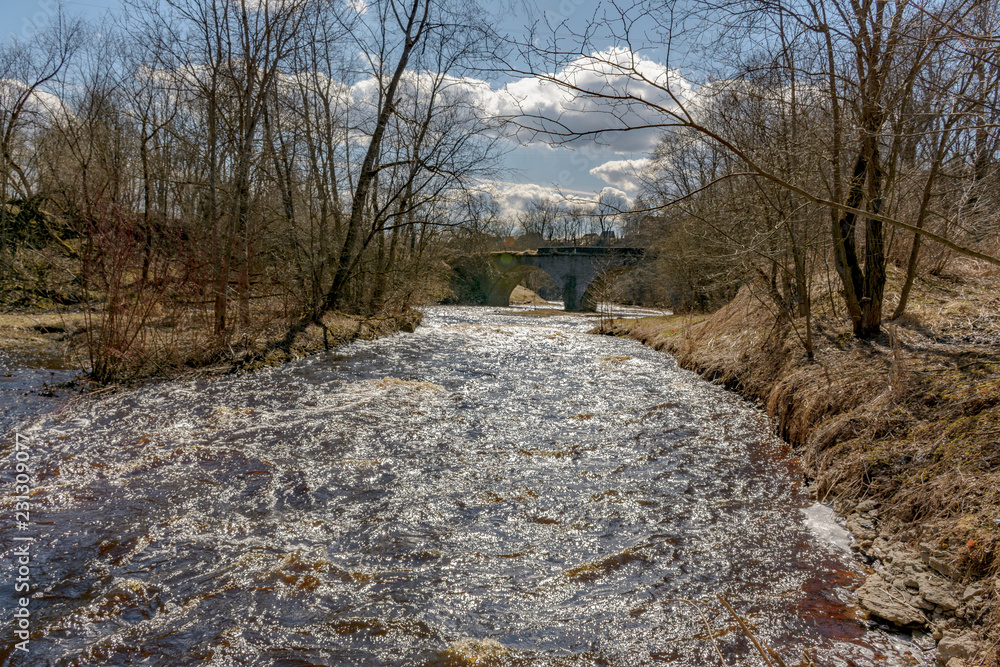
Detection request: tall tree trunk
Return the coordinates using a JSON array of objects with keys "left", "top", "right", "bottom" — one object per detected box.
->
[
  {"left": 893, "top": 131, "right": 949, "bottom": 319},
  {"left": 831, "top": 153, "right": 868, "bottom": 333},
  {"left": 140, "top": 130, "right": 153, "bottom": 284},
  {"left": 860, "top": 140, "right": 886, "bottom": 337},
  {"left": 208, "top": 92, "right": 227, "bottom": 338},
  {"left": 323, "top": 0, "right": 430, "bottom": 313}
]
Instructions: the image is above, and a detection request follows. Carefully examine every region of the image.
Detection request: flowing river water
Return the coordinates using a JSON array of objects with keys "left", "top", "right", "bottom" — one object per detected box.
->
[{"left": 1, "top": 306, "right": 932, "bottom": 666}]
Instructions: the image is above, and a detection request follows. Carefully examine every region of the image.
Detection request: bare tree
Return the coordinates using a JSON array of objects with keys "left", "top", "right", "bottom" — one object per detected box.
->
[
  {"left": 503, "top": 0, "right": 1000, "bottom": 338},
  {"left": 321, "top": 0, "right": 501, "bottom": 314},
  {"left": 0, "top": 9, "right": 81, "bottom": 274}
]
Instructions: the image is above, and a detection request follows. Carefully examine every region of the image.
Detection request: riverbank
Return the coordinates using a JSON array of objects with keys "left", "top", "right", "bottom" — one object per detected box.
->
[
  {"left": 599, "top": 262, "right": 1000, "bottom": 667},
  {"left": 231, "top": 309, "right": 423, "bottom": 374},
  {"left": 0, "top": 311, "right": 87, "bottom": 364},
  {"left": 3, "top": 305, "right": 927, "bottom": 665},
  {"left": 0, "top": 308, "right": 422, "bottom": 386}
]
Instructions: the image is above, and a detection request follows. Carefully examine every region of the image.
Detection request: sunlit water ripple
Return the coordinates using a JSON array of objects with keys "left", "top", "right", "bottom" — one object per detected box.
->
[{"left": 1, "top": 306, "right": 930, "bottom": 665}]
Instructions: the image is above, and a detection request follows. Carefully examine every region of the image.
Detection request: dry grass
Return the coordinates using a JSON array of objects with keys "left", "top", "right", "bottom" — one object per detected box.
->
[
  {"left": 604, "top": 261, "right": 1000, "bottom": 654},
  {"left": 0, "top": 311, "right": 88, "bottom": 365},
  {"left": 1, "top": 301, "right": 421, "bottom": 384}
]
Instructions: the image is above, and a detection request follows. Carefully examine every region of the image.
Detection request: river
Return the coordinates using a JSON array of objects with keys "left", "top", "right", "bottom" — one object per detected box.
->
[{"left": 1, "top": 306, "right": 931, "bottom": 665}]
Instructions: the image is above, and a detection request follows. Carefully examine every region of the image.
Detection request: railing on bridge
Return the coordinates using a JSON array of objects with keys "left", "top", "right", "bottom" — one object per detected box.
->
[
  {"left": 534, "top": 246, "right": 644, "bottom": 257},
  {"left": 492, "top": 247, "right": 644, "bottom": 258}
]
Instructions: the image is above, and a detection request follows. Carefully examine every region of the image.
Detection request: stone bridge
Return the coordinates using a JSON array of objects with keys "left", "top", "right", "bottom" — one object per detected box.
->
[{"left": 483, "top": 247, "right": 644, "bottom": 311}]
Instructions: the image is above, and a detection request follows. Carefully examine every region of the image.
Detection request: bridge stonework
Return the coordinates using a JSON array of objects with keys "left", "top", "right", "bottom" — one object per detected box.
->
[{"left": 485, "top": 247, "right": 643, "bottom": 312}]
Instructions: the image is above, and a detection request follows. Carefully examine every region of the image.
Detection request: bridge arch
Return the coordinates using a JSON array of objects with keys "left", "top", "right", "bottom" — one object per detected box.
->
[
  {"left": 579, "top": 265, "right": 637, "bottom": 312},
  {"left": 486, "top": 265, "right": 546, "bottom": 307},
  {"left": 482, "top": 247, "right": 643, "bottom": 312}
]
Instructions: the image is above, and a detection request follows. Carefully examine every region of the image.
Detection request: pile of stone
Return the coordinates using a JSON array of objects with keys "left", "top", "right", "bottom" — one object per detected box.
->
[{"left": 840, "top": 500, "right": 995, "bottom": 666}]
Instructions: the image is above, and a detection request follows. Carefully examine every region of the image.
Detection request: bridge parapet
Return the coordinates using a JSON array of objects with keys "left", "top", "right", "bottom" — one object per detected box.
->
[{"left": 490, "top": 247, "right": 644, "bottom": 258}]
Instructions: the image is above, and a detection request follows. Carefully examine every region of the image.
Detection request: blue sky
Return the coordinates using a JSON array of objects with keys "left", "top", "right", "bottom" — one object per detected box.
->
[
  {"left": 1, "top": 0, "right": 681, "bottom": 215},
  {"left": 496, "top": 0, "right": 680, "bottom": 206},
  {"left": 2, "top": 0, "right": 117, "bottom": 42}
]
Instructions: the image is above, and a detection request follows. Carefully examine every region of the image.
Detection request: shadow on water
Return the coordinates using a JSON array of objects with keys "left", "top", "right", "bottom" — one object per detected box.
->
[{"left": 0, "top": 306, "right": 932, "bottom": 666}]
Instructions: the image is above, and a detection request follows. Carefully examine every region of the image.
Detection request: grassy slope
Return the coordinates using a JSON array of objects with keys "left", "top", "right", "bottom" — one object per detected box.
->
[{"left": 602, "top": 261, "right": 1000, "bottom": 656}]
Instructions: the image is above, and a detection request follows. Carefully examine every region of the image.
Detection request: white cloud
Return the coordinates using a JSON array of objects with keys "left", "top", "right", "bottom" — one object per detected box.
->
[
  {"left": 468, "top": 180, "right": 634, "bottom": 219},
  {"left": 494, "top": 47, "right": 695, "bottom": 154},
  {"left": 491, "top": 181, "right": 571, "bottom": 218},
  {"left": 589, "top": 158, "right": 654, "bottom": 191},
  {"left": 346, "top": 0, "right": 367, "bottom": 13},
  {"left": 0, "top": 79, "right": 71, "bottom": 127},
  {"left": 594, "top": 186, "right": 633, "bottom": 213}
]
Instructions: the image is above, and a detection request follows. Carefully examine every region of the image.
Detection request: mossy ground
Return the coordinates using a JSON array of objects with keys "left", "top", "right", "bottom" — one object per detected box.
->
[{"left": 599, "top": 260, "right": 1000, "bottom": 658}]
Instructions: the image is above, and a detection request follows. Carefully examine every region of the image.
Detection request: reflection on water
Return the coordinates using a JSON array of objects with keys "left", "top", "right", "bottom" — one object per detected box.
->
[
  {"left": 0, "top": 306, "right": 930, "bottom": 666},
  {"left": 0, "top": 348, "right": 76, "bottom": 439}
]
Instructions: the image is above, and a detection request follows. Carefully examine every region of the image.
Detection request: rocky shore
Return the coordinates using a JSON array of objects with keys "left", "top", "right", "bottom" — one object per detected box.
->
[{"left": 842, "top": 497, "right": 993, "bottom": 666}]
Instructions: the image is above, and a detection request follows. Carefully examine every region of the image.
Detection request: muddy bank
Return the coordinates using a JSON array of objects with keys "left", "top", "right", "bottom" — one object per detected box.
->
[
  {"left": 232, "top": 309, "right": 423, "bottom": 374},
  {"left": 599, "top": 270, "right": 1000, "bottom": 667},
  {"left": 0, "top": 308, "right": 422, "bottom": 387},
  {"left": 0, "top": 312, "right": 87, "bottom": 364},
  {"left": 0, "top": 313, "right": 83, "bottom": 437}
]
